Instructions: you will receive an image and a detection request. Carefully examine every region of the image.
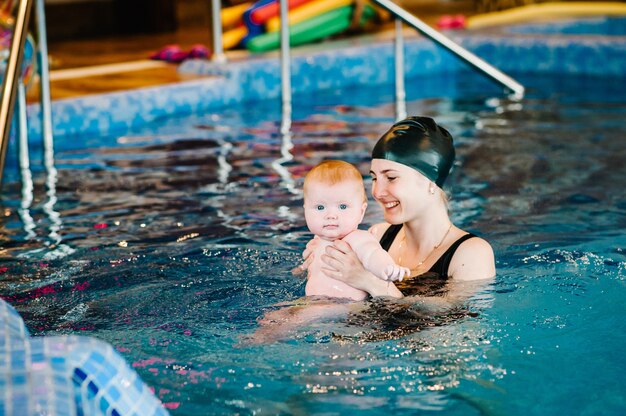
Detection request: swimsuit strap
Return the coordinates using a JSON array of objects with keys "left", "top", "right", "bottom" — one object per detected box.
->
[
  {"left": 378, "top": 224, "right": 477, "bottom": 277},
  {"left": 428, "top": 233, "right": 477, "bottom": 277},
  {"left": 379, "top": 224, "right": 403, "bottom": 251}
]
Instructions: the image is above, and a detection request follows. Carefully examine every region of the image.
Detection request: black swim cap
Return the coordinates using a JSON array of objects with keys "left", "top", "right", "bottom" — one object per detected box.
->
[{"left": 372, "top": 116, "right": 455, "bottom": 187}]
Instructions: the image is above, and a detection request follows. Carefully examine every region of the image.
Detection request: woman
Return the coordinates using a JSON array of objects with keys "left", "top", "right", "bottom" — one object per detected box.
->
[
  {"left": 302, "top": 116, "right": 495, "bottom": 299},
  {"left": 251, "top": 116, "right": 495, "bottom": 343}
]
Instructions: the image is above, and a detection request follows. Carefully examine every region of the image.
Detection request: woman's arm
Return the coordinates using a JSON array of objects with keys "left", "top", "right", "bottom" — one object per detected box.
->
[
  {"left": 448, "top": 237, "right": 496, "bottom": 281},
  {"left": 321, "top": 240, "right": 404, "bottom": 298},
  {"left": 343, "top": 230, "right": 409, "bottom": 281}
]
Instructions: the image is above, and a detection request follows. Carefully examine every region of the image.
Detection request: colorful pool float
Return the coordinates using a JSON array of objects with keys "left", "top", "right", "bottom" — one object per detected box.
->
[
  {"left": 265, "top": 0, "right": 354, "bottom": 32},
  {"left": 239, "top": 0, "right": 315, "bottom": 46},
  {"left": 223, "top": 25, "right": 249, "bottom": 50},
  {"left": 221, "top": 0, "right": 382, "bottom": 51},
  {"left": 221, "top": 1, "right": 252, "bottom": 28},
  {"left": 247, "top": 3, "right": 376, "bottom": 52},
  {"left": 245, "top": 0, "right": 312, "bottom": 26}
]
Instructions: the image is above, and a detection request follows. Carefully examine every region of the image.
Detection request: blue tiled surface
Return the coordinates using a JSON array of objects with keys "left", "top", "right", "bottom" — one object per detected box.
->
[
  {"left": 457, "top": 34, "right": 626, "bottom": 77},
  {"left": 18, "top": 17, "right": 626, "bottom": 146},
  {"left": 0, "top": 298, "right": 29, "bottom": 339},
  {"left": 0, "top": 298, "right": 168, "bottom": 416}
]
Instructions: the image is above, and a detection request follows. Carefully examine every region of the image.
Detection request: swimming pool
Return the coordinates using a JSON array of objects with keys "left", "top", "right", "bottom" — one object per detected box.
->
[{"left": 2, "top": 19, "right": 626, "bottom": 416}]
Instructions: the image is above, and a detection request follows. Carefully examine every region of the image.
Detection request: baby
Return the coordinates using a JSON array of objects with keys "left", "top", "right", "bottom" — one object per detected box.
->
[{"left": 302, "top": 160, "right": 409, "bottom": 300}]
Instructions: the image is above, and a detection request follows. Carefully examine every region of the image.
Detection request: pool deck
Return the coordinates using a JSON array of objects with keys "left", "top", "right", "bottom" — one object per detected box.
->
[
  {"left": 27, "top": 0, "right": 475, "bottom": 102},
  {"left": 20, "top": 9, "right": 626, "bottom": 144}
]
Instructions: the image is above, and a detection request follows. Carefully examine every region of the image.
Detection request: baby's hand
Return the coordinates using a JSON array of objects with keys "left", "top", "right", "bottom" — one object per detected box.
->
[
  {"left": 291, "top": 236, "right": 320, "bottom": 276},
  {"left": 383, "top": 265, "right": 410, "bottom": 282},
  {"left": 303, "top": 236, "right": 320, "bottom": 260}
]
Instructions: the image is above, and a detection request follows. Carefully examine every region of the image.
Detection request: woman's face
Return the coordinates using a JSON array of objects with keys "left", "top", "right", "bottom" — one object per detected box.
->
[
  {"left": 370, "top": 158, "right": 431, "bottom": 224},
  {"left": 304, "top": 180, "right": 367, "bottom": 241}
]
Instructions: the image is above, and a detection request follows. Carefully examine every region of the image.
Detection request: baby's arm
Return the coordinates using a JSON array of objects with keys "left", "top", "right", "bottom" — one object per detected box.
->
[{"left": 343, "top": 230, "right": 409, "bottom": 281}]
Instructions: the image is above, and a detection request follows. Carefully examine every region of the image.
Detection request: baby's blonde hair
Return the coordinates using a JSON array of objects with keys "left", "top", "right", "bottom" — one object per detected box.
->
[{"left": 303, "top": 160, "right": 366, "bottom": 203}]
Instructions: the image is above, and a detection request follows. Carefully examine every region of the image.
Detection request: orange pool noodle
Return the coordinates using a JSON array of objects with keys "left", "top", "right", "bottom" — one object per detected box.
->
[
  {"left": 221, "top": 2, "right": 253, "bottom": 28},
  {"left": 250, "top": 0, "right": 312, "bottom": 25},
  {"left": 266, "top": 0, "right": 353, "bottom": 32},
  {"left": 223, "top": 25, "right": 248, "bottom": 50}
]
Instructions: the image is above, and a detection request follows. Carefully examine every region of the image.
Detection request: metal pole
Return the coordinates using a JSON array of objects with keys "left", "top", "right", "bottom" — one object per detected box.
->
[
  {"left": 211, "top": 0, "right": 226, "bottom": 63},
  {"left": 271, "top": 129, "right": 296, "bottom": 195},
  {"left": 372, "top": 0, "right": 524, "bottom": 98},
  {"left": 0, "top": 0, "right": 34, "bottom": 186},
  {"left": 34, "top": 0, "right": 62, "bottom": 249},
  {"left": 16, "top": 82, "right": 36, "bottom": 240},
  {"left": 394, "top": 18, "right": 407, "bottom": 121},
  {"left": 35, "top": 0, "right": 53, "bottom": 149},
  {"left": 279, "top": 0, "right": 292, "bottom": 134}
]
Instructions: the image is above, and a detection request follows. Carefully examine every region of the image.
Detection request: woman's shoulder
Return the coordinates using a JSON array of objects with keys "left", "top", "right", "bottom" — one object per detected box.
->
[
  {"left": 367, "top": 222, "right": 394, "bottom": 240},
  {"left": 448, "top": 234, "right": 496, "bottom": 281}
]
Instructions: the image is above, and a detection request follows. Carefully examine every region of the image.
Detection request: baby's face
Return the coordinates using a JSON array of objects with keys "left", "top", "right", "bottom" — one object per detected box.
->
[{"left": 304, "top": 180, "right": 367, "bottom": 241}]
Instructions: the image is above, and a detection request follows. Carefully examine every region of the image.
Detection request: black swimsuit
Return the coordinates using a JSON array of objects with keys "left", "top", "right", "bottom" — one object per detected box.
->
[
  {"left": 335, "top": 225, "right": 479, "bottom": 341},
  {"left": 379, "top": 224, "right": 476, "bottom": 296}
]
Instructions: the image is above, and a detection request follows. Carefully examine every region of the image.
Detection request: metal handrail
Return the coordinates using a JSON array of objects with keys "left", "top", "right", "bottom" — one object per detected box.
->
[
  {"left": 394, "top": 18, "right": 407, "bottom": 120},
  {"left": 208, "top": 0, "right": 526, "bottom": 122},
  {"left": 260, "top": 0, "right": 524, "bottom": 129},
  {"left": 36, "top": 0, "right": 53, "bottom": 157},
  {"left": 372, "top": 0, "right": 525, "bottom": 98},
  {"left": 0, "top": 0, "right": 34, "bottom": 186},
  {"left": 279, "top": 0, "right": 291, "bottom": 134},
  {"left": 211, "top": 0, "right": 227, "bottom": 63}
]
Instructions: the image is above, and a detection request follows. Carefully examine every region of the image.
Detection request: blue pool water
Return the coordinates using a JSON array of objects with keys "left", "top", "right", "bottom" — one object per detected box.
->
[{"left": 1, "top": 68, "right": 625, "bottom": 414}]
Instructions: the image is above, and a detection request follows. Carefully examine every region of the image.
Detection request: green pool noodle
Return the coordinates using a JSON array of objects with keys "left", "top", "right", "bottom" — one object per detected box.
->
[{"left": 247, "top": 4, "right": 376, "bottom": 53}]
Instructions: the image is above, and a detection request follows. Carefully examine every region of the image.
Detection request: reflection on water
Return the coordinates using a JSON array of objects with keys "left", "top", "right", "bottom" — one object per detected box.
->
[{"left": 0, "top": 73, "right": 625, "bottom": 415}]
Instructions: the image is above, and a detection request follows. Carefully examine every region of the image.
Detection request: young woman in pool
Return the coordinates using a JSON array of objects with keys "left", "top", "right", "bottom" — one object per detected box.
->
[
  {"left": 300, "top": 116, "right": 496, "bottom": 298},
  {"left": 302, "top": 160, "right": 409, "bottom": 301},
  {"left": 250, "top": 116, "right": 495, "bottom": 343}
]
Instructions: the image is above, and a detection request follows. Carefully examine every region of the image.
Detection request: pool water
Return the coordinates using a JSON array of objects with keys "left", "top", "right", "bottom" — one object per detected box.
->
[{"left": 1, "top": 71, "right": 625, "bottom": 415}]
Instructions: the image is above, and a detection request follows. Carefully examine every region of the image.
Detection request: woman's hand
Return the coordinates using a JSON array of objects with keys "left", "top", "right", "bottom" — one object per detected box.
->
[
  {"left": 291, "top": 236, "right": 320, "bottom": 275},
  {"left": 319, "top": 239, "right": 367, "bottom": 289},
  {"left": 321, "top": 240, "right": 404, "bottom": 298}
]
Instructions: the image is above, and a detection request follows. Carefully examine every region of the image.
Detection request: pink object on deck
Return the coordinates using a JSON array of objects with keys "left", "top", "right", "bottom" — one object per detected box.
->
[
  {"left": 149, "top": 44, "right": 189, "bottom": 63},
  {"left": 188, "top": 44, "right": 210, "bottom": 59},
  {"left": 150, "top": 44, "right": 211, "bottom": 63},
  {"left": 436, "top": 14, "right": 467, "bottom": 29}
]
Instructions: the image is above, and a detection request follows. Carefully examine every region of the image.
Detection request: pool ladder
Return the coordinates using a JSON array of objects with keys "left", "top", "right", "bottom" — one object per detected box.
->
[
  {"left": 0, "top": 0, "right": 63, "bottom": 255},
  {"left": 0, "top": 0, "right": 54, "bottom": 187},
  {"left": 209, "top": 0, "right": 525, "bottom": 131}
]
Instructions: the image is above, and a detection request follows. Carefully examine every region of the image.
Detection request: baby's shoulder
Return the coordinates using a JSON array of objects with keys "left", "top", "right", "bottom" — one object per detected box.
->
[
  {"left": 343, "top": 228, "right": 379, "bottom": 246},
  {"left": 367, "top": 222, "right": 393, "bottom": 240}
]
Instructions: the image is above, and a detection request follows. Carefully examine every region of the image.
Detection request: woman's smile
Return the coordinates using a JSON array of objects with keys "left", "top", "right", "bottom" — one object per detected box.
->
[{"left": 382, "top": 201, "right": 400, "bottom": 209}]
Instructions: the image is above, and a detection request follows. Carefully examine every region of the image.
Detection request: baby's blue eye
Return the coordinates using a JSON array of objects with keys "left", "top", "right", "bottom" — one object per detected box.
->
[
  {"left": 316, "top": 205, "right": 325, "bottom": 211},
  {"left": 339, "top": 204, "right": 348, "bottom": 210}
]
